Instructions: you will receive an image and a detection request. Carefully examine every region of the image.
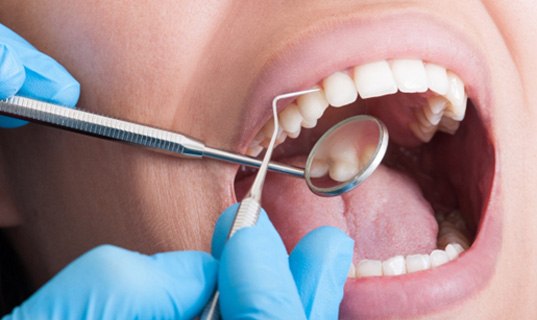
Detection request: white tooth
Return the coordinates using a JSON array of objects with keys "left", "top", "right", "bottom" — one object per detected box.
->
[
  {"left": 425, "top": 63, "right": 449, "bottom": 95},
  {"left": 445, "top": 243, "right": 464, "bottom": 261},
  {"left": 323, "top": 71, "right": 358, "bottom": 107},
  {"left": 353, "top": 60, "right": 398, "bottom": 99},
  {"left": 357, "top": 259, "right": 383, "bottom": 277},
  {"left": 276, "top": 130, "right": 287, "bottom": 144},
  {"left": 444, "top": 71, "right": 467, "bottom": 121},
  {"left": 309, "top": 158, "right": 329, "bottom": 178},
  {"left": 246, "top": 145, "right": 263, "bottom": 157},
  {"left": 382, "top": 255, "right": 407, "bottom": 276},
  {"left": 287, "top": 128, "right": 301, "bottom": 139},
  {"left": 296, "top": 89, "right": 329, "bottom": 122},
  {"left": 425, "top": 96, "right": 447, "bottom": 125},
  {"left": 409, "top": 121, "right": 436, "bottom": 143},
  {"left": 428, "top": 95, "right": 448, "bottom": 114},
  {"left": 415, "top": 107, "right": 435, "bottom": 129},
  {"left": 438, "top": 116, "right": 460, "bottom": 135},
  {"left": 348, "top": 262, "right": 357, "bottom": 278},
  {"left": 328, "top": 143, "right": 360, "bottom": 182},
  {"left": 405, "top": 254, "right": 431, "bottom": 273},
  {"left": 329, "top": 160, "right": 359, "bottom": 182},
  {"left": 279, "top": 103, "right": 303, "bottom": 135},
  {"left": 390, "top": 59, "right": 428, "bottom": 93},
  {"left": 301, "top": 118, "right": 318, "bottom": 129},
  {"left": 430, "top": 249, "right": 449, "bottom": 268}
]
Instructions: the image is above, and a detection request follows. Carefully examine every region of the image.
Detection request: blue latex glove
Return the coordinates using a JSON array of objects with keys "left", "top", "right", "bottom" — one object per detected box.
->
[
  {"left": 4, "top": 245, "right": 218, "bottom": 320},
  {"left": 212, "top": 203, "right": 354, "bottom": 320},
  {"left": 0, "top": 23, "right": 79, "bottom": 128}
]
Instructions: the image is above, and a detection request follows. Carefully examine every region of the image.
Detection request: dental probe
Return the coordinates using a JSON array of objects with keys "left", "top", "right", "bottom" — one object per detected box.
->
[
  {"left": 200, "top": 89, "right": 316, "bottom": 320},
  {"left": 0, "top": 95, "right": 307, "bottom": 177}
]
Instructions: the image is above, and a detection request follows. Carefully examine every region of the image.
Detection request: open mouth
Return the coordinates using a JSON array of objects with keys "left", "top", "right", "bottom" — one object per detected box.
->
[{"left": 231, "top": 12, "right": 499, "bottom": 319}]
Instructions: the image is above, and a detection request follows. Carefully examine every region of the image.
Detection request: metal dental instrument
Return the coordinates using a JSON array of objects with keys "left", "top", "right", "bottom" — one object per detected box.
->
[
  {"left": 199, "top": 89, "right": 309, "bottom": 320},
  {"left": 0, "top": 89, "right": 388, "bottom": 197},
  {"left": 0, "top": 95, "right": 310, "bottom": 176}
]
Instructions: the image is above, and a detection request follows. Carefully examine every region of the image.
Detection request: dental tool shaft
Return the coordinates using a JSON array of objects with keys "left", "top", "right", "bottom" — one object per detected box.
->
[{"left": 0, "top": 96, "right": 305, "bottom": 177}]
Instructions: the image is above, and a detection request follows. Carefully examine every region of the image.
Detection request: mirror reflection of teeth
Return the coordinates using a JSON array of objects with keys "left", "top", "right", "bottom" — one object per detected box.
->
[
  {"left": 348, "top": 210, "right": 470, "bottom": 279},
  {"left": 246, "top": 58, "right": 468, "bottom": 157}
]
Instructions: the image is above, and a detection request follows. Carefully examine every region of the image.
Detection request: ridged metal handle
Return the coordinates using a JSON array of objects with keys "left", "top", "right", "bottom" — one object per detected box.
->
[{"left": 0, "top": 96, "right": 205, "bottom": 157}]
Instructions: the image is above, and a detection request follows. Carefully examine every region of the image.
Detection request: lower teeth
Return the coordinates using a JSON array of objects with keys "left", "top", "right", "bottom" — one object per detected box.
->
[{"left": 348, "top": 209, "right": 469, "bottom": 279}]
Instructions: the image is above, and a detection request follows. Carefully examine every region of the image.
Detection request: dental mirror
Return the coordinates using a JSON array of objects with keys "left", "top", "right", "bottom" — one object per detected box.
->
[{"left": 304, "top": 115, "right": 388, "bottom": 196}]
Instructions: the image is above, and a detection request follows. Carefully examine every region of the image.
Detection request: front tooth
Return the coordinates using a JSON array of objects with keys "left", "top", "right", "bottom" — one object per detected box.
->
[
  {"left": 382, "top": 255, "right": 407, "bottom": 276},
  {"left": 390, "top": 59, "right": 428, "bottom": 93},
  {"left": 353, "top": 60, "right": 398, "bottom": 99},
  {"left": 296, "top": 89, "right": 329, "bottom": 122},
  {"left": 357, "top": 259, "right": 383, "bottom": 277},
  {"left": 425, "top": 63, "right": 449, "bottom": 95},
  {"left": 322, "top": 71, "right": 358, "bottom": 107},
  {"left": 405, "top": 254, "right": 431, "bottom": 273},
  {"left": 444, "top": 71, "right": 467, "bottom": 121},
  {"left": 279, "top": 103, "right": 303, "bottom": 135},
  {"left": 430, "top": 249, "right": 449, "bottom": 268}
]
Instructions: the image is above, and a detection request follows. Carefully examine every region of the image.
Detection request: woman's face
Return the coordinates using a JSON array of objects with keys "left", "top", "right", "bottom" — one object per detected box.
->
[{"left": 1, "top": 1, "right": 536, "bottom": 318}]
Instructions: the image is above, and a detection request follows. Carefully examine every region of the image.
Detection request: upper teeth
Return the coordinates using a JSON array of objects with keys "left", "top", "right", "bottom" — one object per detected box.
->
[{"left": 247, "top": 58, "right": 468, "bottom": 181}]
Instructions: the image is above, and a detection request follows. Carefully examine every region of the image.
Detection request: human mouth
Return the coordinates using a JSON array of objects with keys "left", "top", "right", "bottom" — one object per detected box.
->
[{"left": 233, "top": 10, "right": 499, "bottom": 319}]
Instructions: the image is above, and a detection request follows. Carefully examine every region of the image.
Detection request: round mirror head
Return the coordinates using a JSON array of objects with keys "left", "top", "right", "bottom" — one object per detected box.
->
[{"left": 305, "top": 115, "right": 389, "bottom": 196}]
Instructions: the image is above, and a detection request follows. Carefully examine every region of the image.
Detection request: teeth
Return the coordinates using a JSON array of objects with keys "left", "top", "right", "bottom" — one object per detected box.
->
[
  {"left": 425, "top": 63, "right": 449, "bottom": 95},
  {"left": 405, "top": 254, "right": 431, "bottom": 273},
  {"left": 309, "top": 158, "right": 329, "bottom": 178},
  {"left": 389, "top": 59, "right": 428, "bottom": 93},
  {"left": 249, "top": 58, "right": 468, "bottom": 154},
  {"left": 350, "top": 242, "right": 467, "bottom": 279},
  {"left": 444, "top": 71, "right": 467, "bottom": 121},
  {"left": 353, "top": 60, "right": 398, "bottom": 99},
  {"left": 279, "top": 103, "right": 303, "bottom": 136},
  {"left": 327, "top": 141, "right": 360, "bottom": 182},
  {"left": 356, "top": 259, "right": 383, "bottom": 277},
  {"left": 430, "top": 249, "right": 450, "bottom": 268},
  {"left": 295, "top": 89, "right": 329, "bottom": 122},
  {"left": 382, "top": 255, "right": 407, "bottom": 276},
  {"left": 322, "top": 71, "right": 358, "bottom": 107}
]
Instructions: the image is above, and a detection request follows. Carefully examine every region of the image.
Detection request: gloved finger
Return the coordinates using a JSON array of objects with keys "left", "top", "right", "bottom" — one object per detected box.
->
[
  {"left": 0, "top": 43, "right": 25, "bottom": 99},
  {"left": 218, "top": 209, "right": 306, "bottom": 319},
  {"left": 211, "top": 202, "right": 240, "bottom": 259},
  {"left": 150, "top": 250, "right": 218, "bottom": 319},
  {"left": 7, "top": 245, "right": 218, "bottom": 320},
  {"left": 0, "top": 24, "right": 80, "bottom": 128},
  {"left": 289, "top": 226, "right": 354, "bottom": 320}
]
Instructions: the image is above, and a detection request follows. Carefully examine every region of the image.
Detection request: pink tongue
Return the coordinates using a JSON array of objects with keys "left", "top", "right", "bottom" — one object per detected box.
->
[{"left": 236, "top": 164, "right": 438, "bottom": 261}]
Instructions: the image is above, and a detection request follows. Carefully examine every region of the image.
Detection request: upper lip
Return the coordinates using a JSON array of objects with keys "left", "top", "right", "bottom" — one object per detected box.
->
[{"left": 234, "top": 5, "right": 499, "bottom": 319}]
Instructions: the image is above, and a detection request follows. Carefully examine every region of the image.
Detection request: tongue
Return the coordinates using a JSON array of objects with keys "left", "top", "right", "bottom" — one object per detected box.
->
[{"left": 235, "top": 163, "right": 438, "bottom": 261}]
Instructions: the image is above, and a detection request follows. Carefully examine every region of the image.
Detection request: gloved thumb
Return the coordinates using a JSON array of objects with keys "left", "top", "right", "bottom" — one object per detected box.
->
[{"left": 289, "top": 226, "right": 354, "bottom": 320}]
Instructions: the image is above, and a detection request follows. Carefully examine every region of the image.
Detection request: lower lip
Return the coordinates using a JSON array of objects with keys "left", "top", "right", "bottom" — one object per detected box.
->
[{"left": 340, "top": 184, "right": 501, "bottom": 319}]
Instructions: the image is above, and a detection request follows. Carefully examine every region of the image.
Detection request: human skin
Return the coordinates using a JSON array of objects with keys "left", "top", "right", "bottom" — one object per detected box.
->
[{"left": 0, "top": 0, "right": 537, "bottom": 319}]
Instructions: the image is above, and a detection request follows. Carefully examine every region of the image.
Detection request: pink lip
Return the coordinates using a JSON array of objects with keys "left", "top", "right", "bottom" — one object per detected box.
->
[{"left": 238, "top": 7, "right": 500, "bottom": 319}]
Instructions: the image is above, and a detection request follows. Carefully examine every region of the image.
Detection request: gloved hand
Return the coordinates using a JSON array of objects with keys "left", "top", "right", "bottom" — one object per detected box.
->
[
  {"left": 0, "top": 23, "right": 79, "bottom": 128},
  {"left": 212, "top": 203, "right": 354, "bottom": 320},
  {"left": 4, "top": 246, "right": 218, "bottom": 320}
]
